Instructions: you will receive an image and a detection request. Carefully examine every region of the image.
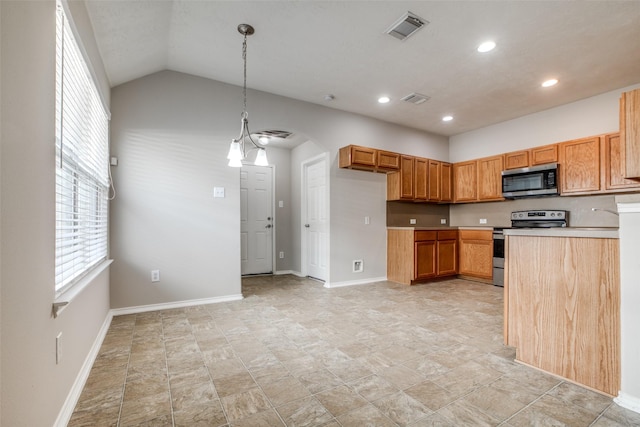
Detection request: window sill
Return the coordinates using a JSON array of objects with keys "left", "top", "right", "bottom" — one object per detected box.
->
[{"left": 53, "top": 259, "right": 113, "bottom": 318}]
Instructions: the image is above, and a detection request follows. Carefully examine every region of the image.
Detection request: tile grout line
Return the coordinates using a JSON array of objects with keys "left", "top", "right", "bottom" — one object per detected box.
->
[
  {"left": 115, "top": 315, "right": 136, "bottom": 427},
  {"left": 161, "top": 312, "right": 177, "bottom": 427}
]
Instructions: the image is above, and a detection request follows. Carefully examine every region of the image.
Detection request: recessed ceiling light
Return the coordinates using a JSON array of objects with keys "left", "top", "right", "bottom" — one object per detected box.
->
[
  {"left": 442, "top": 115, "right": 453, "bottom": 122},
  {"left": 542, "top": 79, "right": 558, "bottom": 87},
  {"left": 477, "top": 41, "right": 496, "bottom": 53},
  {"left": 378, "top": 96, "right": 391, "bottom": 104}
]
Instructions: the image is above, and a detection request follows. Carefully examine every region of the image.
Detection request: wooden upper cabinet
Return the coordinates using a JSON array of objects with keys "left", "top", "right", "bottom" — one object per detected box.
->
[
  {"left": 531, "top": 144, "right": 559, "bottom": 166},
  {"left": 440, "top": 163, "right": 453, "bottom": 202},
  {"left": 339, "top": 145, "right": 400, "bottom": 172},
  {"left": 477, "top": 155, "right": 504, "bottom": 201},
  {"left": 559, "top": 136, "right": 601, "bottom": 194},
  {"left": 621, "top": 89, "right": 640, "bottom": 179},
  {"left": 377, "top": 150, "right": 401, "bottom": 171},
  {"left": 504, "top": 150, "right": 529, "bottom": 170},
  {"left": 339, "top": 145, "right": 376, "bottom": 170},
  {"left": 453, "top": 161, "right": 478, "bottom": 202},
  {"left": 414, "top": 157, "right": 428, "bottom": 201},
  {"left": 427, "top": 160, "right": 441, "bottom": 201},
  {"left": 603, "top": 133, "right": 640, "bottom": 191},
  {"left": 387, "top": 155, "right": 415, "bottom": 200}
]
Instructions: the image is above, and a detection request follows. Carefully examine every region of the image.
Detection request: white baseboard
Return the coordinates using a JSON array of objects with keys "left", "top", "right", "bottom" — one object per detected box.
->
[
  {"left": 54, "top": 311, "right": 114, "bottom": 427},
  {"left": 110, "top": 294, "right": 244, "bottom": 316},
  {"left": 274, "top": 270, "right": 305, "bottom": 277},
  {"left": 324, "top": 276, "right": 387, "bottom": 288},
  {"left": 614, "top": 392, "right": 640, "bottom": 414}
]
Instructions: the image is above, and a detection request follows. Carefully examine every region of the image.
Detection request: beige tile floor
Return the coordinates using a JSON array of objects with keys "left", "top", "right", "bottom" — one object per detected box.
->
[{"left": 69, "top": 276, "right": 640, "bottom": 426}]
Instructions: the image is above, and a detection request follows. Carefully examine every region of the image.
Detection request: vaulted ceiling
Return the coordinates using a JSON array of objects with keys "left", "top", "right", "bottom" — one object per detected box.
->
[{"left": 85, "top": 1, "right": 640, "bottom": 136}]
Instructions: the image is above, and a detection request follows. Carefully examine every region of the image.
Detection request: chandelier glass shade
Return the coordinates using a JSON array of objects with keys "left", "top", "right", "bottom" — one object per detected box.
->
[{"left": 227, "top": 24, "right": 268, "bottom": 168}]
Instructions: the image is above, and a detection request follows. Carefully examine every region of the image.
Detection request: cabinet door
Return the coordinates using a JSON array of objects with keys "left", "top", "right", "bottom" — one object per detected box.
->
[
  {"left": 427, "top": 160, "right": 441, "bottom": 201},
  {"left": 415, "top": 240, "right": 437, "bottom": 279},
  {"left": 531, "top": 144, "right": 558, "bottom": 165},
  {"left": 400, "top": 155, "right": 415, "bottom": 199},
  {"left": 414, "top": 157, "right": 428, "bottom": 200},
  {"left": 437, "top": 239, "right": 457, "bottom": 276},
  {"left": 453, "top": 161, "right": 478, "bottom": 202},
  {"left": 604, "top": 133, "right": 640, "bottom": 190},
  {"left": 622, "top": 89, "right": 640, "bottom": 179},
  {"left": 440, "top": 163, "right": 453, "bottom": 202},
  {"left": 504, "top": 151, "right": 529, "bottom": 170},
  {"left": 478, "top": 155, "right": 504, "bottom": 201},
  {"left": 339, "top": 145, "right": 376, "bottom": 169},
  {"left": 377, "top": 150, "right": 400, "bottom": 171},
  {"left": 560, "top": 136, "right": 601, "bottom": 194},
  {"left": 458, "top": 230, "right": 493, "bottom": 279}
]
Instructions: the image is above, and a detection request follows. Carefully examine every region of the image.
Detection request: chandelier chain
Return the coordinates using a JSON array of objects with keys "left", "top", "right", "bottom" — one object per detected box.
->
[{"left": 242, "top": 33, "right": 248, "bottom": 115}]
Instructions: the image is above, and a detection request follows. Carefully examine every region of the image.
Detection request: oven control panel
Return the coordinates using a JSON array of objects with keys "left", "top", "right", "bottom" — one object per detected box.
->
[{"left": 511, "top": 210, "right": 566, "bottom": 220}]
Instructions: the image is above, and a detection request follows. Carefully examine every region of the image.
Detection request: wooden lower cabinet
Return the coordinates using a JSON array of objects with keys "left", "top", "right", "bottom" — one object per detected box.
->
[
  {"left": 387, "top": 229, "right": 458, "bottom": 285},
  {"left": 505, "top": 234, "right": 620, "bottom": 396},
  {"left": 458, "top": 229, "right": 493, "bottom": 280}
]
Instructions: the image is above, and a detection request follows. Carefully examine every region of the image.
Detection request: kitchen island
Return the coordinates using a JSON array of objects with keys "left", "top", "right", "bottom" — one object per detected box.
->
[{"left": 504, "top": 227, "right": 620, "bottom": 396}]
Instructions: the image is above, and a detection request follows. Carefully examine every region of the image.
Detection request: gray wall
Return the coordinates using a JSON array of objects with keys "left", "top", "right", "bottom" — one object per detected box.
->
[
  {"left": 109, "top": 69, "right": 450, "bottom": 304},
  {"left": 1, "top": 2, "right": 112, "bottom": 426}
]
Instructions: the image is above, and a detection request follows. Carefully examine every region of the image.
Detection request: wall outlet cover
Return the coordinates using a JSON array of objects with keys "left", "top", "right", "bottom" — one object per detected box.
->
[
  {"left": 441, "top": 218, "right": 447, "bottom": 224},
  {"left": 409, "top": 218, "right": 417, "bottom": 225},
  {"left": 353, "top": 259, "right": 364, "bottom": 273},
  {"left": 479, "top": 218, "right": 488, "bottom": 224}
]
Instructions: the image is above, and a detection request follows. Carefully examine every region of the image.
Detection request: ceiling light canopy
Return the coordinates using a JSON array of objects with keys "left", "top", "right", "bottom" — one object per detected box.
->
[
  {"left": 227, "top": 23, "right": 268, "bottom": 168},
  {"left": 385, "top": 11, "right": 428, "bottom": 41},
  {"left": 477, "top": 41, "right": 496, "bottom": 53},
  {"left": 542, "top": 78, "right": 559, "bottom": 87}
]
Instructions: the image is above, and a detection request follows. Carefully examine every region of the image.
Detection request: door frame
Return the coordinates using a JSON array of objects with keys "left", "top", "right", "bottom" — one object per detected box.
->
[
  {"left": 240, "top": 163, "right": 277, "bottom": 276},
  {"left": 300, "top": 152, "right": 330, "bottom": 284}
]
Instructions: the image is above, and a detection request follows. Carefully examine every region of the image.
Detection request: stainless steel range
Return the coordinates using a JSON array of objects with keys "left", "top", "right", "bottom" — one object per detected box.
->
[
  {"left": 511, "top": 210, "right": 568, "bottom": 228},
  {"left": 492, "top": 210, "right": 569, "bottom": 287}
]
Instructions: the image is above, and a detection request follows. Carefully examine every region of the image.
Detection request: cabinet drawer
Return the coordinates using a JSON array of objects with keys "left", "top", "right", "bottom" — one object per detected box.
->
[
  {"left": 437, "top": 230, "right": 458, "bottom": 240},
  {"left": 414, "top": 231, "right": 437, "bottom": 241},
  {"left": 459, "top": 229, "right": 492, "bottom": 241}
]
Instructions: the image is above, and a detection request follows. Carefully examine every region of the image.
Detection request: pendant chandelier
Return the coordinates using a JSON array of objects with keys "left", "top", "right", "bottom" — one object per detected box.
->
[{"left": 227, "top": 23, "right": 268, "bottom": 167}]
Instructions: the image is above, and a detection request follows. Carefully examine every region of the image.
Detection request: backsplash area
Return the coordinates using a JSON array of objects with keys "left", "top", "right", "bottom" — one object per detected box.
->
[
  {"left": 387, "top": 194, "right": 620, "bottom": 228},
  {"left": 449, "top": 194, "right": 619, "bottom": 228},
  {"left": 387, "top": 202, "right": 450, "bottom": 227}
]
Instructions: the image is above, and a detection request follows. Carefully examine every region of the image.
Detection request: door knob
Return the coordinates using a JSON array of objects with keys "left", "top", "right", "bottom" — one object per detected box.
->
[
  {"left": 267, "top": 217, "right": 272, "bottom": 221},
  {"left": 265, "top": 224, "right": 272, "bottom": 229},
  {"left": 305, "top": 224, "right": 310, "bottom": 228}
]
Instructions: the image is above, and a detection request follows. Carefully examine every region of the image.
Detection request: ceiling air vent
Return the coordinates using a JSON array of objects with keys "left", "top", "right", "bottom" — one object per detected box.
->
[
  {"left": 401, "top": 93, "right": 430, "bottom": 105},
  {"left": 255, "top": 130, "right": 293, "bottom": 139},
  {"left": 385, "top": 12, "right": 428, "bottom": 41}
]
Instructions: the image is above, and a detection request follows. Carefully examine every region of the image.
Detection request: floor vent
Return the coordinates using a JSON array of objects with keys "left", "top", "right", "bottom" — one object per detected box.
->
[{"left": 401, "top": 93, "right": 430, "bottom": 105}]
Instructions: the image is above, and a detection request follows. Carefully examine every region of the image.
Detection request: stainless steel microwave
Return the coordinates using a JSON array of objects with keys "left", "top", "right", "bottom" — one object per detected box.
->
[{"left": 502, "top": 163, "right": 559, "bottom": 198}]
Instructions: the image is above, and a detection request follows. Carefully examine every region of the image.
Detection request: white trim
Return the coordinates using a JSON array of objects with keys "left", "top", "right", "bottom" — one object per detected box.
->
[
  {"left": 54, "top": 310, "right": 113, "bottom": 427},
  {"left": 324, "top": 276, "right": 387, "bottom": 289},
  {"left": 617, "top": 202, "right": 640, "bottom": 214},
  {"left": 614, "top": 392, "right": 640, "bottom": 414},
  {"left": 274, "top": 270, "right": 305, "bottom": 277},
  {"left": 110, "top": 294, "right": 244, "bottom": 316},
  {"left": 54, "top": 259, "right": 113, "bottom": 317}
]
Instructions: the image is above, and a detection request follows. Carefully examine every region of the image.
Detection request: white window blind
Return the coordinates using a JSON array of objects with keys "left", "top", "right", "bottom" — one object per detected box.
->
[{"left": 55, "top": 3, "right": 110, "bottom": 293}]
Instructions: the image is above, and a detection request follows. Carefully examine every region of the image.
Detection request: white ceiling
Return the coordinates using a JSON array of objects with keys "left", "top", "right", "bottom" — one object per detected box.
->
[{"left": 85, "top": 1, "right": 640, "bottom": 137}]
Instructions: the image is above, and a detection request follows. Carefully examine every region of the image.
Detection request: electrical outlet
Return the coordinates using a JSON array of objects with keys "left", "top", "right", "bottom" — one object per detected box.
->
[
  {"left": 279, "top": 200, "right": 284, "bottom": 208},
  {"left": 279, "top": 251, "right": 284, "bottom": 259},
  {"left": 213, "top": 187, "right": 225, "bottom": 198},
  {"left": 409, "top": 218, "right": 417, "bottom": 225},
  {"left": 353, "top": 260, "right": 364, "bottom": 273},
  {"left": 56, "top": 332, "right": 62, "bottom": 364},
  {"left": 441, "top": 218, "right": 447, "bottom": 225},
  {"left": 151, "top": 270, "right": 160, "bottom": 282},
  {"left": 479, "top": 218, "right": 487, "bottom": 224}
]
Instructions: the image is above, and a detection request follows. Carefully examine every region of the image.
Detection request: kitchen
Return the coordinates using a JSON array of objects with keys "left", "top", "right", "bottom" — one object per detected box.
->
[{"left": 4, "top": 1, "right": 640, "bottom": 426}]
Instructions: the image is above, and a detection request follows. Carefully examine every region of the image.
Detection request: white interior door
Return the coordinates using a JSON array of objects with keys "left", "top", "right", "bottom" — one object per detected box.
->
[
  {"left": 304, "top": 157, "right": 328, "bottom": 281},
  {"left": 241, "top": 165, "right": 273, "bottom": 275}
]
